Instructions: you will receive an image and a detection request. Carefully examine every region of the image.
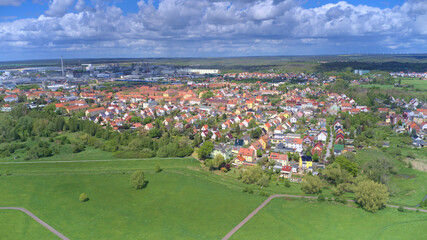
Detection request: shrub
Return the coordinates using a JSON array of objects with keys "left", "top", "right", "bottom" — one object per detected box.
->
[
  {"left": 284, "top": 179, "right": 291, "bottom": 188},
  {"left": 331, "top": 187, "right": 343, "bottom": 196},
  {"left": 259, "top": 191, "right": 270, "bottom": 197},
  {"left": 72, "top": 144, "right": 85, "bottom": 153},
  {"left": 130, "top": 170, "right": 145, "bottom": 190},
  {"left": 248, "top": 188, "right": 254, "bottom": 194},
  {"left": 355, "top": 180, "right": 389, "bottom": 213},
  {"left": 155, "top": 163, "right": 162, "bottom": 173},
  {"left": 79, "top": 193, "right": 89, "bottom": 202},
  {"left": 318, "top": 194, "right": 325, "bottom": 202},
  {"left": 242, "top": 187, "right": 249, "bottom": 193},
  {"left": 397, "top": 206, "right": 404, "bottom": 212},
  {"left": 301, "top": 175, "right": 322, "bottom": 194}
]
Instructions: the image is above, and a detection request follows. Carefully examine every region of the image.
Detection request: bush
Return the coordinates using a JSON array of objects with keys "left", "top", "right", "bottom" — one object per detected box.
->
[
  {"left": 130, "top": 170, "right": 145, "bottom": 190},
  {"left": 72, "top": 144, "right": 85, "bottom": 153},
  {"left": 284, "top": 179, "right": 291, "bottom": 188},
  {"left": 301, "top": 175, "right": 322, "bottom": 194},
  {"left": 155, "top": 163, "right": 162, "bottom": 173},
  {"left": 259, "top": 191, "right": 270, "bottom": 197},
  {"left": 79, "top": 193, "right": 89, "bottom": 202},
  {"left": 248, "top": 188, "right": 254, "bottom": 194},
  {"left": 397, "top": 206, "right": 404, "bottom": 212},
  {"left": 318, "top": 194, "right": 325, "bottom": 202},
  {"left": 355, "top": 180, "right": 389, "bottom": 213},
  {"left": 331, "top": 187, "right": 343, "bottom": 196}
]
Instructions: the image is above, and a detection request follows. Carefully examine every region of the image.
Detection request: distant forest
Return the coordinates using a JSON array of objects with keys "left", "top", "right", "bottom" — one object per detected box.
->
[
  {"left": 316, "top": 61, "right": 427, "bottom": 72},
  {"left": 1, "top": 54, "right": 426, "bottom": 72}
]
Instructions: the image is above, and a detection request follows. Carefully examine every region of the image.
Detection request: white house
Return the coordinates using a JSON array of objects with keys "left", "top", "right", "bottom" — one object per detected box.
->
[{"left": 317, "top": 131, "right": 327, "bottom": 142}]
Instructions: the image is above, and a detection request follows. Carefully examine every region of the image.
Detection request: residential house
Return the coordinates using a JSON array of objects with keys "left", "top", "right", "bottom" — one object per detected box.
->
[
  {"left": 280, "top": 165, "right": 292, "bottom": 178},
  {"left": 317, "top": 130, "right": 327, "bottom": 142},
  {"left": 237, "top": 147, "right": 256, "bottom": 163},
  {"left": 299, "top": 155, "right": 313, "bottom": 169},
  {"left": 269, "top": 152, "right": 288, "bottom": 166}
]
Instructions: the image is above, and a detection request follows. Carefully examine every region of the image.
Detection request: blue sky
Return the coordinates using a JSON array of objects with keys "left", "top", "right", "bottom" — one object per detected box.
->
[{"left": 0, "top": 0, "right": 425, "bottom": 61}]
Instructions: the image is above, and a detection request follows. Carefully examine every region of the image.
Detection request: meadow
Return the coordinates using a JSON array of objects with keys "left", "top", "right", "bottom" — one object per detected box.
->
[
  {"left": 0, "top": 158, "right": 266, "bottom": 239},
  {"left": 354, "top": 148, "right": 427, "bottom": 206},
  {"left": 360, "top": 78, "right": 427, "bottom": 91},
  {"left": 1, "top": 154, "right": 426, "bottom": 239},
  {"left": 231, "top": 199, "right": 427, "bottom": 240}
]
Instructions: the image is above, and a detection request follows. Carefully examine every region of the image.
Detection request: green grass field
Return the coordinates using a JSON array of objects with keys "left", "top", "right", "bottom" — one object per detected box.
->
[
  {"left": 0, "top": 161, "right": 266, "bottom": 239},
  {"left": 0, "top": 210, "right": 58, "bottom": 240},
  {"left": 359, "top": 78, "right": 427, "bottom": 91},
  {"left": 231, "top": 199, "right": 427, "bottom": 240},
  {"left": 354, "top": 149, "right": 427, "bottom": 206},
  {"left": 1, "top": 155, "right": 426, "bottom": 239}
]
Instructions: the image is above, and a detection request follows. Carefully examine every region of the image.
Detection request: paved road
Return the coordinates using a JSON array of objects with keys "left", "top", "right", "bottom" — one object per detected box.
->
[
  {"left": 222, "top": 194, "right": 427, "bottom": 240},
  {"left": 0, "top": 207, "right": 69, "bottom": 240},
  {"left": 324, "top": 129, "right": 334, "bottom": 161}
]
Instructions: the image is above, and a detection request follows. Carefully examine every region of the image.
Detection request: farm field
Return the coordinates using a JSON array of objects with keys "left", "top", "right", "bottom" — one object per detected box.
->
[
  {"left": 231, "top": 199, "right": 427, "bottom": 240},
  {"left": 359, "top": 78, "right": 427, "bottom": 91}
]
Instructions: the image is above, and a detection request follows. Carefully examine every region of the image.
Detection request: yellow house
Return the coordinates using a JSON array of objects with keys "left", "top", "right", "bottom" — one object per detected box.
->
[
  {"left": 299, "top": 156, "right": 313, "bottom": 168},
  {"left": 263, "top": 122, "right": 272, "bottom": 133},
  {"left": 259, "top": 135, "right": 270, "bottom": 150},
  {"left": 246, "top": 100, "right": 254, "bottom": 109},
  {"left": 238, "top": 148, "right": 255, "bottom": 162}
]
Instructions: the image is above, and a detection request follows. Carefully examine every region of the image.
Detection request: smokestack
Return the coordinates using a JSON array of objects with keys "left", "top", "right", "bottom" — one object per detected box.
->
[{"left": 61, "top": 56, "right": 64, "bottom": 77}]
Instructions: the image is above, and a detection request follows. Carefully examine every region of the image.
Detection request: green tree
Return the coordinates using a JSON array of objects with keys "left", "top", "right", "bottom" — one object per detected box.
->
[
  {"left": 355, "top": 180, "right": 389, "bottom": 212},
  {"left": 251, "top": 128, "right": 262, "bottom": 139},
  {"left": 149, "top": 127, "right": 162, "bottom": 138},
  {"left": 155, "top": 163, "right": 162, "bottom": 173},
  {"left": 258, "top": 175, "right": 270, "bottom": 188},
  {"left": 197, "top": 141, "right": 213, "bottom": 160},
  {"left": 313, "top": 153, "right": 319, "bottom": 162},
  {"left": 130, "top": 170, "right": 145, "bottom": 190},
  {"left": 284, "top": 178, "right": 291, "bottom": 188},
  {"left": 206, "top": 154, "right": 225, "bottom": 170},
  {"left": 323, "top": 162, "right": 352, "bottom": 186},
  {"left": 131, "top": 116, "right": 142, "bottom": 123},
  {"left": 241, "top": 165, "right": 264, "bottom": 184},
  {"left": 301, "top": 175, "right": 322, "bottom": 194},
  {"left": 201, "top": 91, "right": 214, "bottom": 99},
  {"left": 143, "top": 116, "right": 153, "bottom": 124},
  {"left": 293, "top": 152, "right": 300, "bottom": 161},
  {"left": 335, "top": 155, "right": 358, "bottom": 176},
  {"left": 79, "top": 193, "right": 89, "bottom": 202}
]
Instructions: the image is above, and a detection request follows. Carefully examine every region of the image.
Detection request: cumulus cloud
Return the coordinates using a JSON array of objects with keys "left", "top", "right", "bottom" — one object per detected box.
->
[
  {"left": 0, "top": 0, "right": 25, "bottom": 6},
  {"left": 0, "top": 0, "right": 426, "bottom": 59},
  {"left": 45, "top": 0, "right": 76, "bottom": 17}
]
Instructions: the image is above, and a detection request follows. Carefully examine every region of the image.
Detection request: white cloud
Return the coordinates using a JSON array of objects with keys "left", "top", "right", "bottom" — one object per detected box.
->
[
  {"left": 74, "top": 0, "right": 85, "bottom": 11},
  {"left": 0, "top": 0, "right": 25, "bottom": 6},
  {"left": 45, "top": 0, "right": 76, "bottom": 17},
  {"left": 0, "top": 0, "right": 426, "bottom": 59}
]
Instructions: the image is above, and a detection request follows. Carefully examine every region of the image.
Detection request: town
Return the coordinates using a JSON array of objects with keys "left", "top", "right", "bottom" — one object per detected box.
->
[{"left": 0, "top": 62, "right": 425, "bottom": 182}]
